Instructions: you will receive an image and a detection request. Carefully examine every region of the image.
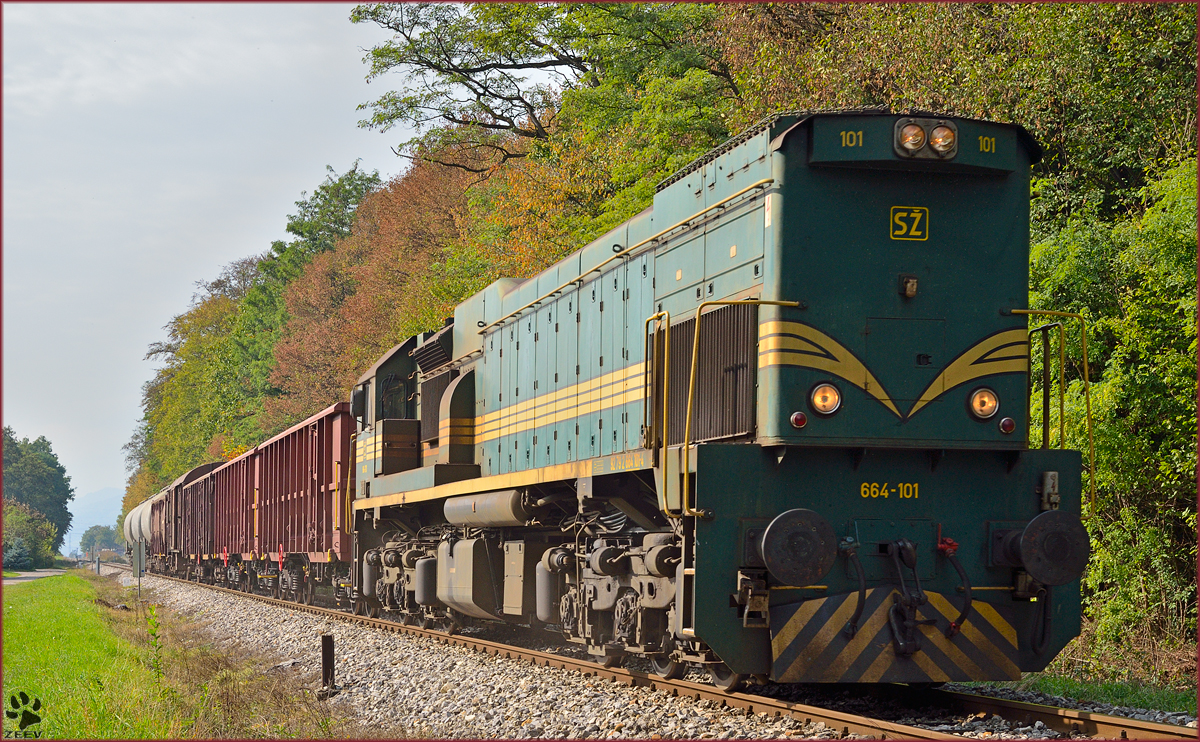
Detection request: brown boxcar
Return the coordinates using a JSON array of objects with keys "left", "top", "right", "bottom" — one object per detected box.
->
[
  {"left": 255, "top": 402, "right": 355, "bottom": 565},
  {"left": 209, "top": 452, "right": 256, "bottom": 561}
]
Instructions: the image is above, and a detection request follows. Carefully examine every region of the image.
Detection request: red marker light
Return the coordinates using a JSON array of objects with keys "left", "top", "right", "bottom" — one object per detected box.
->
[
  {"left": 998, "top": 417, "right": 1016, "bottom": 434},
  {"left": 790, "top": 411, "right": 808, "bottom": 429}
]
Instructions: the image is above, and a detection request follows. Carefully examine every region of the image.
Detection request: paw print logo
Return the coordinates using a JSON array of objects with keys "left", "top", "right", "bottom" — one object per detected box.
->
[{"left": 6, "top": 692, "right": 42, "bottom": 730}]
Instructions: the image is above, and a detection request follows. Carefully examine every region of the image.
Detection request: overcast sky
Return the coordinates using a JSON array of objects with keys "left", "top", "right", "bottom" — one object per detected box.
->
[{"left": 3, "top": 4, "right": 413, "bottom": 538}]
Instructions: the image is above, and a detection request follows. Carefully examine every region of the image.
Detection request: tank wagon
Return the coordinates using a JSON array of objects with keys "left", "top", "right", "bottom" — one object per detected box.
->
[{"left": 130, "top": 110, "right": 1091, "bottom": 690}]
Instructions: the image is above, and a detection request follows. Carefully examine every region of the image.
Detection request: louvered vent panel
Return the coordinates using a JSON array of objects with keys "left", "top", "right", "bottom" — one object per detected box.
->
[
  {"left": 413, "top": 325, "right": 452, "bottom": 374},
  {"left": 660, "top": 303, "right": 757, "bottom": 446}
]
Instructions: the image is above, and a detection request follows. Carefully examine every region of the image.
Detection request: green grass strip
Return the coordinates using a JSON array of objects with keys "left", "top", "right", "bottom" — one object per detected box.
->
[
  {"left": 2, "top": 574, "right": 177, "bottom": 738},
  {"left": 1025, "top": 675, "right": 1196, "bottom": 716}
]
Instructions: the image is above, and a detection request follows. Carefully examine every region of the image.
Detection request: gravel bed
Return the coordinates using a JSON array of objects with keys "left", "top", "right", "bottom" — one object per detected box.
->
[
  {"left": 115, "top": 572, "right": 853, "bottom": 739},
  {"left": 111, "top": 570, "right": 1195, "bottom": 739}
]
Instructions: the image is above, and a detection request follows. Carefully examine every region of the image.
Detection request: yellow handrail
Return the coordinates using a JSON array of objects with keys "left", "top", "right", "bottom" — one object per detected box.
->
[
  {"left": 477, "top": 179, "right": 776, "bottom": 336},
  {"left": 678, "top": 299, "right": 800, "bottom": 518},
  {"left": 1010, "top": 309, "right": 1096, "bottom": 515},
  {"left": 643, "top": 311, "right": 672, "bottom": 517}
]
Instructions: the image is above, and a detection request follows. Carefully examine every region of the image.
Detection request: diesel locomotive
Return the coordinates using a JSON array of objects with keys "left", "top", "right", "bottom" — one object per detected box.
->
[{"left": 127, "top": 110, "right": 1092, "bottom": 690}]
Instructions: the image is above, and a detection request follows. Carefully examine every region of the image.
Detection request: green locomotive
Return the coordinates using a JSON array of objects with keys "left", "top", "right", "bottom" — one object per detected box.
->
[{"left": 348, "top": 110, "right": 1091, "bottom": 689}]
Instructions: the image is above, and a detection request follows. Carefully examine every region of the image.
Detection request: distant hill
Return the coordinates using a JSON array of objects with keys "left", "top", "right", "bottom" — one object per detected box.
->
[{"left": 63, "top": 487, "right": 123, "bottom": 553}]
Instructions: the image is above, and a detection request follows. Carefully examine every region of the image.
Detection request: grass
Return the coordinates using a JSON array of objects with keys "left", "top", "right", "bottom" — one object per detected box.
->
[
  {"left": 3, "top": 573, "right": 174, "bottom": 738},
  {"left": 1021, "top": 674, "right": 1195, "bottom": 715},
  {"left": 3, "top": 569, "right": 388, "bottom": 738},
  {"left": 2, "top": 571, "right": 18, "bottom": 578}
]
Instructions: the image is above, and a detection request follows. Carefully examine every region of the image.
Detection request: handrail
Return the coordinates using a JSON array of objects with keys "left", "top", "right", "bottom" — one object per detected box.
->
[
  {"left": 643, "top": 311, "right": 671, "bottom": 517},
  {"left": 1027, "top": 322, "right": 1065, "bottom": 449},
  {"left": 477, "top": 178, "right": 776, "bottom": 336},
  {"left": 679, "top": 299, "right": 801, "bottom": 519},
  {"left": 1010, "top": 309, "right": 1096, "bottom": 515}
]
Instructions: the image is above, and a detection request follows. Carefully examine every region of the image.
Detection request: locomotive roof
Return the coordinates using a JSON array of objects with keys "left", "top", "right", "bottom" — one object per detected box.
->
[{"left": 654, "top": 107, "right": 1043, "bottom": 192}]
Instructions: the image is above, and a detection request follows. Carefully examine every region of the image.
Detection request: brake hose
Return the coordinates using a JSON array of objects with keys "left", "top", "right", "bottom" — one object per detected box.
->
[
  {"left": 938, "top": 537, "right": 972, "bottom": 638},
  {"left": 1031, "top": 587, "right": 1052, "bottom": 655},
  {"left": 839, "top": 537, "right": 867, "bottom": 638}
]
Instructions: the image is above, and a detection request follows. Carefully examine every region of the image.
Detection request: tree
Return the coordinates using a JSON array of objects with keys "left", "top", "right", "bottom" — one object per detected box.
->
[
  {"left": 226, "top": 163, "right": 381, "bottom": 441},
  {"left": 80, "top": 525, "right": 120, "bottom": 556},
  {"left": 351, "top": 3, "right": 735, "bottom": 171},
  {"left": 3, "top": 427, "right": 74, "bottom": 552},
  {"left": 2, "top": 501, "right": 58, "bottom": 569}
]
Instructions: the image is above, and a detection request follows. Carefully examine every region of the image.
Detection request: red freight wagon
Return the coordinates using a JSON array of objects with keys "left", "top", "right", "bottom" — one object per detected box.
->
[
  {"left": 179, "top": 471, "right": 215, "bottom": 566},
  {"left": 256, "top": 402, "right": 355, "bottom": 565},
  {"left": 150, "top": 493, "right": 168, "bottom": 558},
  {"left": 211, "top": 452, "right": 255, "bottom": 562}
]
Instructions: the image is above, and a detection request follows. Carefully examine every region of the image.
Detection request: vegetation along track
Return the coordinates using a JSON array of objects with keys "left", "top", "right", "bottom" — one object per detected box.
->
[{"left": 103, "top": 563, "right": 1192, "bottom": 741}]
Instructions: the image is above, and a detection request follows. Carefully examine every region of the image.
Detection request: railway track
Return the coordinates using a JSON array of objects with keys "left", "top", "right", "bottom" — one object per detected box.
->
[{"left": 100, "top": 563, "right": 1194, "bottom": 740}]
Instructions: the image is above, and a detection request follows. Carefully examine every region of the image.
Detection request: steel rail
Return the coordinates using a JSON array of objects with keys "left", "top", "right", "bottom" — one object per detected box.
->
[{"left": 101, "top": 564, "right": 1196, "bottom": 740}]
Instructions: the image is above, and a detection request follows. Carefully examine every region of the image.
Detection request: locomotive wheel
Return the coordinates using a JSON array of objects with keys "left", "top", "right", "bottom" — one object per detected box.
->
[
  {"left": 650, "top": 653, "right": 686, "bottom": 680},
  {"left": 708, "top": 663, "right": 746, "bottom": 692}
]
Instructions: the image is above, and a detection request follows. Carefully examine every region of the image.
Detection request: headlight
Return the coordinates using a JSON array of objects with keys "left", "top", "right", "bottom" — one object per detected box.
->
[
  {"left": 930, "top": 125, "right": 956, "bottom": 154},
  {"left": 969, "top": 388, "right": 999, "bottom": 419},
  {"left": 810, "top": 383, "right": 841, "bottom": 415},
  {"left": 898, "top": 124, "right": 926, "bottom": 151}
]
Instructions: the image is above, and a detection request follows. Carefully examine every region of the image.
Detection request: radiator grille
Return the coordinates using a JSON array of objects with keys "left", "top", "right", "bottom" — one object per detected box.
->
[{"left": 656, "top": 303, "right": 757, "bottom": 446}]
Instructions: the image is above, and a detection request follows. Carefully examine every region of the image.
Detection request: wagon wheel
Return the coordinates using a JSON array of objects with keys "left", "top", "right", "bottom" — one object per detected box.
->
[
  {"left": 441, "top": 618, "right": 459, "bottom": 636},
  {"left": 366, "top": 601, "right": 381, "bottom": 619},
  {"left": 650, "top": 653, "right": 686, "bottom": 680},
  {"left": 593, "top": 653, "right": 623, "bottom": 669},
  {"left": 352, "top": 599, "right": 366, "bottom": 616},
  {"left": 301, "top": 579, "right": 316, "bottom": 605},
  {"left": 707, "top": 662, "right": 746, "bottom": 693}
]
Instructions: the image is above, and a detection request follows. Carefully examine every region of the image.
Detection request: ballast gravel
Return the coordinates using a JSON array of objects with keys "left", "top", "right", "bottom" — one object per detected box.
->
[
  {"left": 113, "top": 569, "right": 1197, "bottom": 739},
  {"left": 116, "top": 572, "right": 845, "bottom": 739}
]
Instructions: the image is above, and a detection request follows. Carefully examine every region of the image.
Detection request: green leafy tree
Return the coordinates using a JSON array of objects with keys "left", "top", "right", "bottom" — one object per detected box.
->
[
  {"left": 226, "top": 164, "right": 381, "bottom": 442},
  {"left": 2, "top": 501, "right": 58, "bottom": 569},
  {"left": 79, "top": 525, "right": 120, "bottom": 556},
  {"left": 2, "top": 427, "right": 74, "bottom": 552},
  {"left": 352, "top": 3, "right": 734, "bottom": 172},
  {"left": 1031, "top": 160, "right": 1197, "bottom": 668}
]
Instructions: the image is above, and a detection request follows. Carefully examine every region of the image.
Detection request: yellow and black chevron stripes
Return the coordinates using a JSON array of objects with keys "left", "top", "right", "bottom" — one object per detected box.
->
[
  {"left": 907, "top": 328, "right": 1029, "bottom": 417},
  {"left": 759, "top": 321, "right": 1028, "bottom": 420},
  {"left": 769, "top": 588, "right": 1020, "bottom": 682},
  {"left": 759, "top": 320, "right": 901, "bottom": 417},
  {"left": 475, "top": 362, "right": 646, "bottom": 443}
]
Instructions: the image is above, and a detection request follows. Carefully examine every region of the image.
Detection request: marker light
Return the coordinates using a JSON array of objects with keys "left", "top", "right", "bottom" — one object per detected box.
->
[
  {"left": 930, "top": 125, "right": 956, "bottom": 154},
  {"left": 810, "top": 384, "right": 842, "bottom": 415},
  {"left": 998, "top": 417, "right": 1016, "bottom": 434},
  {"left": 790, "top": 411, "right": 808, "bottom": 429},
  {"left": 969, "top": 388, "right": 999, "bottom": 419},
  {"left": 899, "top": 124, "right": 926, "bottom": 151}
]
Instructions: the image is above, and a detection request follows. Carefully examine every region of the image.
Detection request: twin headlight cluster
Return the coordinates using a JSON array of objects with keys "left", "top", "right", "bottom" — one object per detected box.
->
[
  {"left": 791, "top": 383, "right": 1014, "bottom": 432},
  {"left": 894, "top": 118, "right": 958, "bottom": 159}
]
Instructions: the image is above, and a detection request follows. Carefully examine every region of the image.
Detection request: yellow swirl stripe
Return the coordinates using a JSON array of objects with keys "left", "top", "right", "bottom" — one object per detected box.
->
[
  {"left": 907, "top": 328, "right": 1028, "bottom": 417},
  {"left": 759, "top": 320, "right": 901, "bottom": 417}
]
